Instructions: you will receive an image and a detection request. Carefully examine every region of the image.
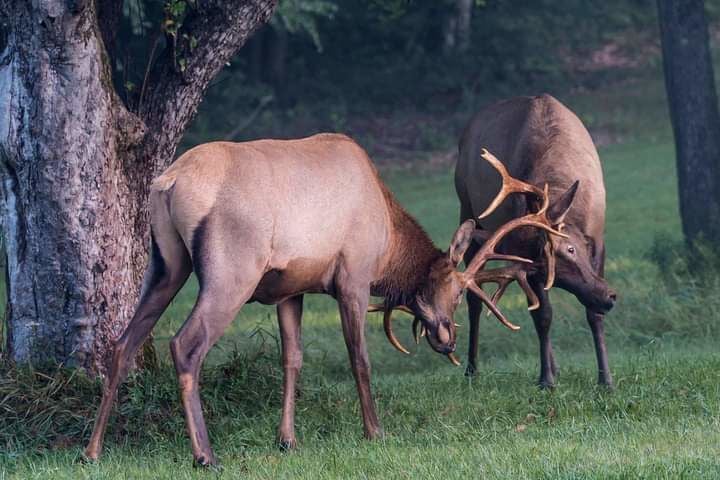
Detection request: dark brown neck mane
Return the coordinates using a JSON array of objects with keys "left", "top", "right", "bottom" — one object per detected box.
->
[{"left": 370, "top": 184, "right": 443, "bottom": 306}]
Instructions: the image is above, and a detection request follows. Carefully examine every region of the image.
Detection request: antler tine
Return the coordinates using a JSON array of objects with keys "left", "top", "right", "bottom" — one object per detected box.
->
[
  {"left": 474, "top": 263, "right": 541, "bottom": 312},
  {"left": 465, "top": 213, "right": 567, "bottom": 278},
  {"left": 382, "top": 309, "right": 410, "bottom": 355},
  {"left": 369, "top": 303, "right": 414, "bottom": 315},
  {"left": 368, "top": 303, "right": 415, "bottom": 355},
  {"left": 468, "top": 166, "right": 567, "bottom": 279},
  {"left": 477, "top": 149, "right": 546, "bottom": 219},
  {"left": 543, "top": 233, "right": 556, "bottom": 291},
  {"left": 467, "top": 282, "right": 520, "bottom": 331}
]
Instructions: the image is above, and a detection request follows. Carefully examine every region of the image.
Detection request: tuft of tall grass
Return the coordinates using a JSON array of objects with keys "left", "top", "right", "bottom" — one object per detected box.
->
[{"left": 0, "top": 341, "right": 283, "bottom": 456}]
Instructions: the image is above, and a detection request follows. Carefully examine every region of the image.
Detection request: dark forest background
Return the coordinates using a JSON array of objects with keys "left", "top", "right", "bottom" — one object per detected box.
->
[{"left": 107, "top": 0, "right": 717, "bottom": 163}]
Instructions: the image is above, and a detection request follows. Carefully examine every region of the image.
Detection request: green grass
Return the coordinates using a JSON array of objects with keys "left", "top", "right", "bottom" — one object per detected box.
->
[{"left": 3, "top": 78, "right": 720, "bottom": 477}]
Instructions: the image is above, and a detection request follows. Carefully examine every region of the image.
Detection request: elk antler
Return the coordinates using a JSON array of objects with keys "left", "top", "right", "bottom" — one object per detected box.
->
[
  {"left": 369, "top": 303, "right": 418, "bottom": 357},
  {"left": 474, "top": 262, "right": 541, "bottom": 312},
  {"left": 368, "top": 303, "right": 413, "bottom": 355},
  {"left": 464, "top": 151, "right": 568, "bottom": 330},
  {"left": 369, "top": 304, "right": 462, "bottom": 366},
  {"left": 477, "top": 149, "right": 564, "bottom": 292},
  {"left": 477, "top": 148, "right": 546, "bottom": 219}
]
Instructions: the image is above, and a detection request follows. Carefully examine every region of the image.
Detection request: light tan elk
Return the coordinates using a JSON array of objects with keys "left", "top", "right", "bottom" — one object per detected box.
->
[
  {"left": 455, "top": 94, "right": 617, "bottom": 388},
  {"left": 85, "top": 134, "right": 563, "bottom": 466}
]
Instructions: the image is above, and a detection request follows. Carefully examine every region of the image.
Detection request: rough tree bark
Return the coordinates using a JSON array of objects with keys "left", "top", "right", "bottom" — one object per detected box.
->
[
  {"left": 657, "top": 0, "right": 720, "bottom": 244},
  {"left": 0, "top": 0, "right": 277, "bottom": 374}
]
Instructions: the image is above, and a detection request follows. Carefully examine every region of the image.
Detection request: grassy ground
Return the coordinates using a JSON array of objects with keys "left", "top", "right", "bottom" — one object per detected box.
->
[{"left": 3, "top": 78, "right": 720, "bottom": 477}]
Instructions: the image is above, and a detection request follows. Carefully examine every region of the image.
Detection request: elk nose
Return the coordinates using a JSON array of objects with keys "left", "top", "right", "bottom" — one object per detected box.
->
[{"left": 608, "top": 291, "right": 618, "bottom": 303}]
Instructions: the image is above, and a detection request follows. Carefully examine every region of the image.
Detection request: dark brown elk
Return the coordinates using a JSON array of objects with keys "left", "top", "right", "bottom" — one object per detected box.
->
[
  {"left": 84, "top": 133, "right": 563, "bottom": 466},
  {"left": 455, "top": 94, "right": 617, "bottom": 388}
]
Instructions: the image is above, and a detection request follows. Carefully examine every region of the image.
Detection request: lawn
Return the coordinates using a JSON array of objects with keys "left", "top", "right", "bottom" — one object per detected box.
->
[{"left": 2, "top": 86, "right": 720, "bottom": 477}]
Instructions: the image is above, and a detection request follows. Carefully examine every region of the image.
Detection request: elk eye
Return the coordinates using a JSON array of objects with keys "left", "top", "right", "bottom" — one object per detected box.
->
[{"left": 567, "top": 245, "right": 576, "bottom": 254}]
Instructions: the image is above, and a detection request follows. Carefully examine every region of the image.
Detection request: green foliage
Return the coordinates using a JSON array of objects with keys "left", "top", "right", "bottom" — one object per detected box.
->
[
  {"left": 648, "top": 234, "right": 720, "bottom": 288},
  {"left": 161, "top": 0, "right": 188, "bottom": 38},
  {"left": 273, "top": 0, "right": 338, "bottom": 51},
  {"left": 180, "top": 0, "right": 670, "bottom": 150}
]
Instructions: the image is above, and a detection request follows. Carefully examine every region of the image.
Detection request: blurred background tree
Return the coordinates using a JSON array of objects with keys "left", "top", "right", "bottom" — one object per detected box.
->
[{"left": 657, "top": 0, "right": 720, "bottom": 246}]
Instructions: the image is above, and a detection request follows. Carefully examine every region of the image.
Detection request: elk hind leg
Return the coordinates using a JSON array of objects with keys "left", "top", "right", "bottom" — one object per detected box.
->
[
  {"left": 85, "top": 227, "right": 191, "bottom": 460},
  {"left": 170, "top": 243, "right": 264, "bottom": 467}
]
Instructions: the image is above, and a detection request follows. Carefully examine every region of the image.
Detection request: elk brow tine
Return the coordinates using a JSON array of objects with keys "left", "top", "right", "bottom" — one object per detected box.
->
[
  {"left": 368, "top": 303, "right": 385, "bottom": 313},
  {"left": 395, "top": 305, "right": 415, "bottom": 315},
  {"left": 369, "top": 303, "right": 414, "bottom": 316},
  {"left": 517, "top": 276, "right": 541, "bottom": 311},
  {"left": 487, "top": 281, "right": 510, "bottom": 317},
  {"left": 467, "top": 282, "right": 520, "bottom": 331},
  {"left": 486, "top": 253, "right": 534, "bottom": 264},
  {"left": 412, "top": 317, "right": 421, "bottom": 344},
  {"left": 543, "top": 235, "right": 556, "bottom": 291},
  {"left": 447, "top": 353, "right": 461, "bottom": 366},
  {"left": 383, "top": 309, "right": 410, "bottom": 355}
]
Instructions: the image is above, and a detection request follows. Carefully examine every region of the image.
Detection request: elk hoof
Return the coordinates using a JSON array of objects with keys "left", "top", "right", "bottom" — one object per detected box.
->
[
  {"left": 364, "top": 427, "right": 384, "bottom": 441},
  {"left": 278, "top": 438, "right": 297, "bottom": 452},
  {"left": 464, "top": 364, "right": 477, "bottom": 377},
  {"left": 193, "top": 454, "right": 220, "bottom": 469},
  {"left": 538, "top": 379, "right": 556, "bottom": 390},
  {"left": 79, "top": 451, "right": 98, "bottom": 464},
  {"left": 598, "top": 379, "right": 615, "bottom": 391}
]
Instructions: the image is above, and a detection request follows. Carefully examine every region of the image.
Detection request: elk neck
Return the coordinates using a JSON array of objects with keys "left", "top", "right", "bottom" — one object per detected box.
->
[{"left": 370, "top": 184, "right": 443, "bottom": 307}]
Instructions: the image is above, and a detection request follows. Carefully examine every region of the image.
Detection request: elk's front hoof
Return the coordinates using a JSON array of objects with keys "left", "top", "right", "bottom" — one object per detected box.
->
[
  {"left": 364, "top": 427, "right": 384, "bottom": 441},
  {"left": 538, "top": 379, "right": 556, "bottom": 390},
  {"left": 193, "top": 453, "right": 220, "bottom": 470},
  {"left": 464, "top": 364, "right": 477, "bottom": 377},
  {"left": 598, "top": 379, "right": 615, "bottom": 391},
  {"left": 278, "top": 438, "right": 297, "bottom": 452},
  {"left": 82, "top": 446, "right": 100, "bottom": 464}
]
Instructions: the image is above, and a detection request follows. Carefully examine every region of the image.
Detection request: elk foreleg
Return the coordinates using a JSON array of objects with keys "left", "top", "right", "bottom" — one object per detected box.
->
[
  {"left": 85, "top": 230, "right": 191, "bottom": 461},
  {"left": 463, "top": 234, "right": 483, "bottom": 377},
  {"left": 529, "top": 277, "right": 557, "bottom": 388},
  {"left": 337, "top": 282, "right": 382, "bottom": 440},
  {"left": 588, "top": 245, "right": 613, "bottom": 387},
  {"left": 276, "top": 295, "right": 304, "bottom": 450}
]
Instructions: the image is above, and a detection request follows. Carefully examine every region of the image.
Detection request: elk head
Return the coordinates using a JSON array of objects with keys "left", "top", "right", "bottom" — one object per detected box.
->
[
  {"left": 546, "top": 221, "right": 617, "bottom": 314},
  {"left": 371, "top": 149, "right": 568, "bottom": 365},
  {"left": 477, "top": 150, "right": 616, "bottom": 314}
]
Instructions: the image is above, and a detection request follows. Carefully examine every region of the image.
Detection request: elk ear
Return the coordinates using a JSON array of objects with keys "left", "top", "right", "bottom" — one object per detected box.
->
[
  {"left": 449, "top": 219, "right": 476, "bottom": 266},
  {"left": 547, "top": 180, "right": 579, "bottom": 226}
]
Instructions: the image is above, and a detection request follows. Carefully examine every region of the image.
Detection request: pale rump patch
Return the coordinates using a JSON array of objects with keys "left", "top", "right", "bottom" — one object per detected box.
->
[{"left": 150, "top": 172, "right": 177, "bottom": 192}]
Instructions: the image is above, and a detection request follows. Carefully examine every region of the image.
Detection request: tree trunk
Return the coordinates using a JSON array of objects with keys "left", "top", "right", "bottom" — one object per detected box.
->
[
  {"left": 267, "top": 25, "right": 288, "bottom": 106},
  {"left": 657, "top": 0, "right": 720, "bottom": 244},
  {"left": 0, "top": 0, "right": 276, "bottom": 375},
  {"left": 442, "top": 0, "right": 473, "bottom": 55},
  {"left": 442, "top": 13, "right": 457, "bottom": 55},
  {"left": 456, "top": 0, "right": 473, "bottom": 53}
]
